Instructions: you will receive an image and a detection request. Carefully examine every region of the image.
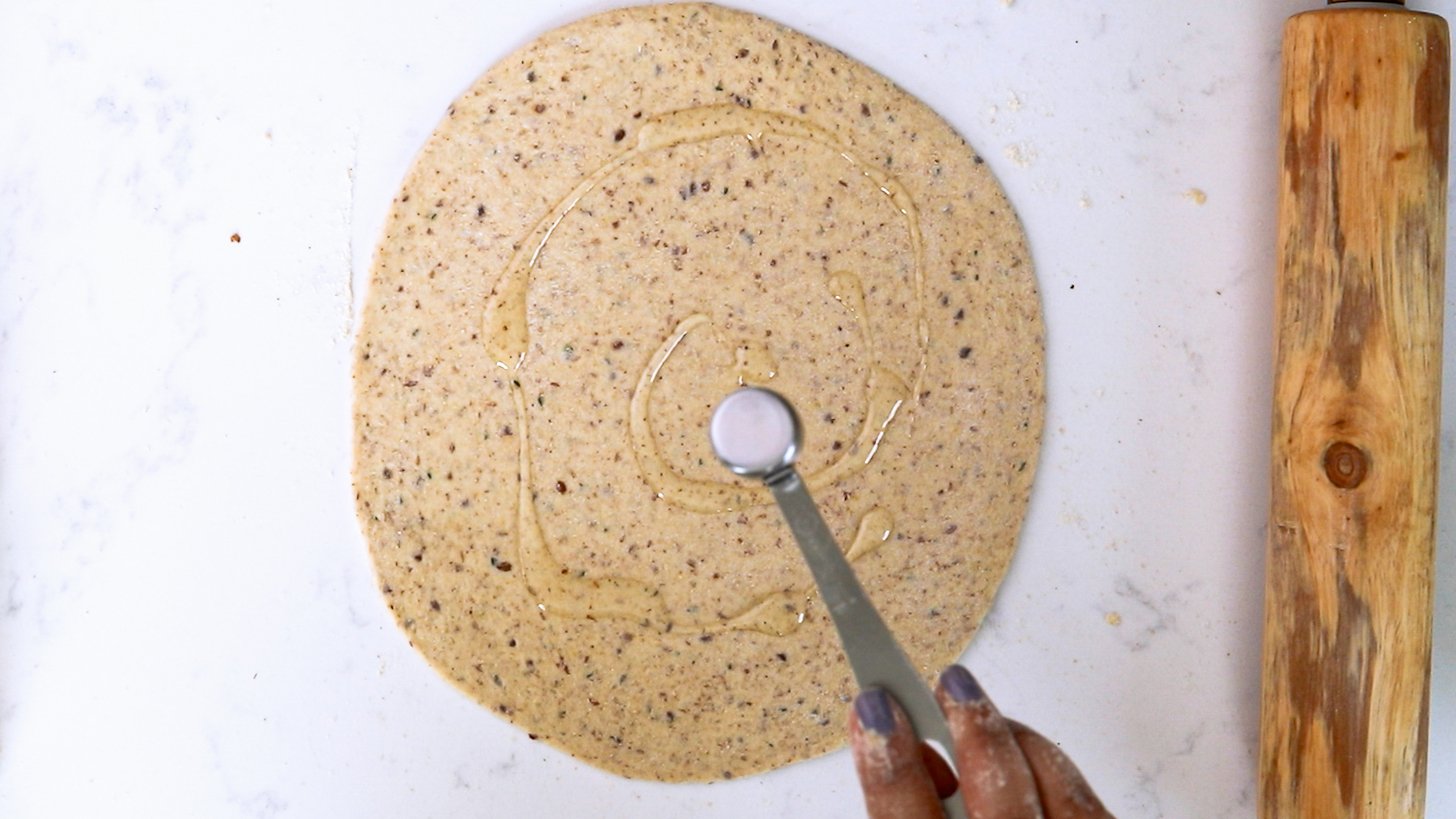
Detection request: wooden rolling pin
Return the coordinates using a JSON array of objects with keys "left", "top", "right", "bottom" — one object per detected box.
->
[{"left": 1261, "top": 2, "right": 1449, "bottom": 817}]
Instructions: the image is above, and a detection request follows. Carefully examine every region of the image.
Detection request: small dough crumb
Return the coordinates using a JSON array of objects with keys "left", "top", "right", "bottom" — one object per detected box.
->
[
  {"left": 1008, "top": 91, "right": 1022, "bottom": 111},
  {"left": 1004, "top": 143, "right": 1036, "bottom": 168},
  {"left": 1078, "top": 194, "right": 1092, "bottom": 209},
  {"left": 1184, "top": 187, "right": 1208, "bottom": 205},
  {"left": 1105, "top": 611, "right": 1123, "bottom": 627}
]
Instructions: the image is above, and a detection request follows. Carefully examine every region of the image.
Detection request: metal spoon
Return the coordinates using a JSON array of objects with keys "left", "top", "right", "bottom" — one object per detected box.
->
[{"left": 709, "top": 387, "right": 964, "bottom": 819}]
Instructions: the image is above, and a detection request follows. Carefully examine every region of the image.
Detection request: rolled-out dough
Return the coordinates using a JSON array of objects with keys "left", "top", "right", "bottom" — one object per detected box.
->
[{"left": 354, "top": 2, "right": 1043, "bottom": 782}]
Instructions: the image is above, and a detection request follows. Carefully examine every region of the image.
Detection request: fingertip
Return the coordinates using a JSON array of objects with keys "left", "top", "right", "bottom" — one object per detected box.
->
[
  {"left": 938, "top": 665, "right": 986, "bottom": 705},
  {"left": 935, "top": 665, "right": 1000, "bottom": 724},
  {"left": 847, "top": 689, "right": 916, "bottom": 777},
  {"left": 847, "top": 689, "right": 945, "bottom": 817},
  {"left": 853, "top": 688, "right": 899, "bottom": 737},
  {"left": 936, "top": 668, "right": 1043, "bottom": 819}
]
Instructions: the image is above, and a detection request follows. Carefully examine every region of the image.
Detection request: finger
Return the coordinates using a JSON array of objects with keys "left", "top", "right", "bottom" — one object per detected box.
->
[
  {"left": 920, "top": 742, "right": 959, "bottom": 800},
  {"left": 936, "top": 666, "right": 1044, "bottom": 819},
  {"left": 848, "top": 688, "right": 946, "bottom": 819},
  {"left": 1007, "top": 721, "right": 1115, "bottom": 819}
]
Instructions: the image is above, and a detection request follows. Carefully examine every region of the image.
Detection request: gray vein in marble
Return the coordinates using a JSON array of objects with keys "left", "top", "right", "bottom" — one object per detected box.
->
[
  {"left": 1111, "top": 576, "right": 1180, "bottom": 652},
  {"left": 230, "top": 790, "right": 289, "bottom": 819},
  {"left": 1215, "top": 782, "right": 1255, "bottom": 819},
  {"left": 1128, "top": 721, "right": 1205, "bottom": 818},
  {"left": 1179, "top": 339, "right": 1208, "bottom": 386},
  {"left": 487, "top": 752, "right": 521, "bottom": 778}
]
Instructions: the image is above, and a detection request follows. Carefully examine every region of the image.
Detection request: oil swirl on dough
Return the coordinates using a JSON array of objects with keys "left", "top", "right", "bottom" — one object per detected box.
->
[{"left": 481, "top": 105, "right": 929, "bottom": 635}]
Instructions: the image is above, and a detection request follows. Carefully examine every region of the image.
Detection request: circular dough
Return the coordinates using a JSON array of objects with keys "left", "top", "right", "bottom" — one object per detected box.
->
[{"left": 354, "top": 2, "right": 1042, "bottom": 782}]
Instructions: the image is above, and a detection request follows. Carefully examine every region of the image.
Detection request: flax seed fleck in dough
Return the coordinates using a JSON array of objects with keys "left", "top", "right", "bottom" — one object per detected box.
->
[{"left": 354, "top": 2, "right": 1042, "bottom": 782}]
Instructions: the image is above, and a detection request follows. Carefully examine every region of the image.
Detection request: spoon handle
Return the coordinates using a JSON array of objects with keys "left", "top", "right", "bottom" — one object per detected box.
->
[{"left": 767, "top": 469, "right": 965, "bottom": 819}]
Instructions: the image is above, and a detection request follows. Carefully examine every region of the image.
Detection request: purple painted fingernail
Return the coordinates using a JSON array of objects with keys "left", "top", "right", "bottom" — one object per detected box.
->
[
  {"left": 855, "top": 689, "right": 896, "bottom": 734},
  {"left": 941, "top": 666, "right": 985, "bottom": 703}
]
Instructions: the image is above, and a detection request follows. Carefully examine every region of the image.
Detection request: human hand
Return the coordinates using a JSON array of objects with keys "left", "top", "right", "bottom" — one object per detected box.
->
[{"left": 848, "top": 666, "right": 1114, "bottom": 819}]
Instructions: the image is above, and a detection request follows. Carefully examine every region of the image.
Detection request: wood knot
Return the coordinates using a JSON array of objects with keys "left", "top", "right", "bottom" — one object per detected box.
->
[{"left": 1323, "top": 441, "right": 1368, "bottom": 489}]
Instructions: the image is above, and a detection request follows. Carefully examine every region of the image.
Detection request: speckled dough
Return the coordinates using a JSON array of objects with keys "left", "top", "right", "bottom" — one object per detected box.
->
[{"left": 354, "top": 3, "right": 1043, "bottom": 782}]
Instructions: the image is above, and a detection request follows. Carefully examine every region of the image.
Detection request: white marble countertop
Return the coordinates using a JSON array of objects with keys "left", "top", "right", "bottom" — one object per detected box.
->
[{"left": 3, "top": 1, "right": 1454, "bottom": 816}]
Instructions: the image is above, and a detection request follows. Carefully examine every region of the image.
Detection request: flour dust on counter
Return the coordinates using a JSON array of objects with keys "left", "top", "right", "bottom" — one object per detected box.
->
[{"left": 352, "top": 2, "right": 1043, "bottom": 782}]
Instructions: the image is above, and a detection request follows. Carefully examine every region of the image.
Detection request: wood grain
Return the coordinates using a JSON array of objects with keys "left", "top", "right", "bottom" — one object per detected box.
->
[{"left": 1261, "top": 8, "right": 1448, "bottom": 818}]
